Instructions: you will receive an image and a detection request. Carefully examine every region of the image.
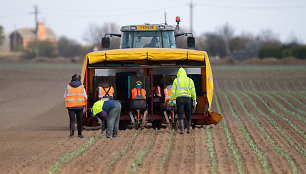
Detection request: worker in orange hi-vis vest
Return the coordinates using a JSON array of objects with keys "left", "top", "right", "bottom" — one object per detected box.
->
[
  {"left": 131, "top": 81, "right": 146, "bottom": 100},
  {"left": 96, "top": 81, "right": 114, "bottom": 100},
  {"left": 153, "top": 85, "right": 162, "bottom": 98},
  {"left": 64, "top": 74, "right": 87, "bottom": 138},
  {"left": 162, "top": 83, "right": 176, "bottom": 127},
  {"left": 130, "top": 81, "right": 148, "bottom": 127}
]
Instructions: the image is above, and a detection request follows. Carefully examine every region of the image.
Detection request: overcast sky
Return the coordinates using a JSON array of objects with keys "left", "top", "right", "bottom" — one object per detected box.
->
[{"left": 1, "top": 0, "right": 306, "bottom": 45}]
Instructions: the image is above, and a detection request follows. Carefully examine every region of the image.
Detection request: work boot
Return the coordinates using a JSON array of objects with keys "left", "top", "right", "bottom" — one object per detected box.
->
[
  {"left": 78, "top": 134, "right": 84, "bottom": 138},
  {"left": 106, "top": 131, "right": 112, "bottom": 138},
  {"left": 187, "top": 120, "right": 192, "bottom": 134},
  {"left": 113, "top": 131, "right": 118, "bottom": 138},
  {"left": 179, "top": 120, "right": 184, "bottom": 134}
]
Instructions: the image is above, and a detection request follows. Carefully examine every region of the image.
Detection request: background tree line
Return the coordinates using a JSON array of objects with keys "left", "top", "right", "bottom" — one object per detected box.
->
[{"left": 0, "top": 23, "right": 305, "bottom": 59}]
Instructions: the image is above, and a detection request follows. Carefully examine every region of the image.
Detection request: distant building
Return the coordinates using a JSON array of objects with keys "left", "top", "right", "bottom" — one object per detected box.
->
[{"left": 9, "top": 22, "right": 56, "bottom": 51}]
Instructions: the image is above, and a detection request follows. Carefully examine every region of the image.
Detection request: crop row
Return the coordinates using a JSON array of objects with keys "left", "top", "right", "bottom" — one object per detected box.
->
[
  {"left": 206, "top": 126, "right": 218, "bottom": 174},
  {"left": 214, "top": 94, "right": 244, "bottom": 174},
  {"left": 265, "top": 82, "right": 306, "bottom": 115},
  {"left": 216, "top": 83, "right": 271, "bottom": 174},
  {"left": 231, "top": 81, "right": 306, "bottom": 157},
  {"left": 224, "top": 82, "right": 299, "bottom": 173},
  {"left": 250, "top": 81, "right": 306, "bottom": 125},
  {"left": 48, "top": 136, "right": 98, "bottom": 174},
  {"left": 104, "top": 130, "right": 140, "bottom": 174},
  {"left": 129, "top": 129, "right": 157, "bottom": 174},
  {"left": 159, "top": 129, "right": 175, "bottom": 174},
  {"left": 238, "top": 81, "right": 306, "bottom": 139}
]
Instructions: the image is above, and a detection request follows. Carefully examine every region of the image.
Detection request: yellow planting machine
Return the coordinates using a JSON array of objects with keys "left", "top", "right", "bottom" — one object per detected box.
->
[{"left": 81, "top": 17, "right": 222, "bottom": 129}]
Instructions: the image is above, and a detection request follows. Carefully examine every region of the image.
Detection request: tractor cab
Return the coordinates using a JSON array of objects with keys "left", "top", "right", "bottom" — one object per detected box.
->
[
  {"left": 120, "top": 24, "right": 176, "bottom": 49},
  {"left": 102, "top": 17, "right": 195, "bottom": 49}
]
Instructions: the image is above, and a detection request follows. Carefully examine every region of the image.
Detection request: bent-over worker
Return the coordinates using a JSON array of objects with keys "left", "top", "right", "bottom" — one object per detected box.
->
[
  {"left": 170, "top": 68, "right": 196, "bottom": 134},
  {"left": 92, "top": 99, "right": 122, "bottom": 138},
  {"left": 64, "top": 74, "right": 87, "bottom": 138}
]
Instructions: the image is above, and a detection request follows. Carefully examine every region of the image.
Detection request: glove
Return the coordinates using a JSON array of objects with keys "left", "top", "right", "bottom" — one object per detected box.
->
[
  {"left": 193, "top": 100, "right": 197, "bottom": 108},
  {"left": 168, "top": 100, "right": 174, "bottom": 107}
]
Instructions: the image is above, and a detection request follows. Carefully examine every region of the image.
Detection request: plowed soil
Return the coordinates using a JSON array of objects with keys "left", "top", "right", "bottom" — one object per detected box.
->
[{"left": 0, "top": 62, "right": 305, "bottom": 174}]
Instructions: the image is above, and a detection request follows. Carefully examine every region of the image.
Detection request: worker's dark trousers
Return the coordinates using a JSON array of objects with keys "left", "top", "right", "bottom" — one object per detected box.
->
[
  {"left": 106, "top": 102, "right": 122, "bottom": 137},
  {"left": 177, "top": 97, "right": 192, "bottom": 121},
  {"left": 68, "top": 109, "right": 83, "bottom": 136}
]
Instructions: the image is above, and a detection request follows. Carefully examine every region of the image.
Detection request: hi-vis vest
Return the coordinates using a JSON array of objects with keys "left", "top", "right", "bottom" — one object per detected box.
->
[
  {"left": 131, "top": 88, "right": 146, "bottom": 99},
  {"left": 98, "top": 86, "right": 114, "bottom": 99},
  {"left": 164, "top": 88, "right": 176, "bottom": 102},
  {"left": 92, "top": 100, "right": 104, "bottom": 116},
  {"left": 65, "top": 85, "right": 87, "bottom": 107},
  {"left": 153, "top": 86, "right": 161, "bottom": 97},
  {"left": 171, "top": 78, "right": 196, "bottom": 100}
]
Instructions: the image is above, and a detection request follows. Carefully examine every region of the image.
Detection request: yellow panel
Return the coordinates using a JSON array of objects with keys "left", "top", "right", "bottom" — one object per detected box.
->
[
  {"left": 148, "top": 48, "right": 187, "bottom": 60},
  {"left": 81, "top": 55, "right": 88, "bottom": 84},
  {"left": 205, "top": 55, "right": 214, "bottom": 111},
  {"left": 188, "top": 50, "right": 206, "bottom": 61},
  {"left": 85, "top": 48, "right": 207, "bottom": 63},
  {"left": 106, "top": 49, "right": 147, "bottom": 61},
  {"left": 138, "top": 25, "right": 157, "bottom": 30},
  {"left": 87, "top": 52, "right": 106, "bottom": 64}
]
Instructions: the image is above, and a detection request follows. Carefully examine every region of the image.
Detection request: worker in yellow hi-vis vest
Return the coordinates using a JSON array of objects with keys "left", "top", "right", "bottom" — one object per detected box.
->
[{"left": 169, "top": 68, "right": 196, "bottom": 134}]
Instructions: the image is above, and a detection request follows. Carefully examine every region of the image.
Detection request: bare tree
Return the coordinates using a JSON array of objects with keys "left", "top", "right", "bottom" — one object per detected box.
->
[
  {"left": 82, "top": 22, "right": 120, "bottom": 49},
  {"left": 258, "top": 29, "right": 281, "bottom": 46},
  {"left": 218, "top": 23, "right": 235, "bottom": 56}
]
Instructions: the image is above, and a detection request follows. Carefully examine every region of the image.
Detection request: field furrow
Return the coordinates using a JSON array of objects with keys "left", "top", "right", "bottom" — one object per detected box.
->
[
  {"left": 214, "top": 94, "right": 243, "bottom": 174},
  {"left": 227, "top": 88, "right": 300, "bottom": 174},
  {"left": 239, "top": 81, "right": 306, "bottom": 139},
  {"left": 216, "top": 86, "right": 271, "bottom": 174}
]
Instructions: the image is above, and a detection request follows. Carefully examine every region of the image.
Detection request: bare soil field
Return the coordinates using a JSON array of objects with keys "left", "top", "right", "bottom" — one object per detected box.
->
[{"left": 0, "top": 61, "right": 305, "bottom": 174}]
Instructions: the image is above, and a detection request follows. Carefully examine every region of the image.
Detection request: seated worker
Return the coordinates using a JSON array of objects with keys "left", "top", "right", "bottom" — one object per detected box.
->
[
  {"left": 153, "top": 84, "right": 162, "bottom": 102},
  {"left": 130, "top": 81, "right": 147, "bottom": 110},
  {"left": 92, "top": 99, "right": 122, "bottom": 138},
  {"left": 95, "top": 81, "right": 114, "bottom": 101},
  {"left": 143, "top": 37, "right": 159, "bottom": 48},
  {"left": 164, "top": 83, "right": 176, "bottom": 111}
]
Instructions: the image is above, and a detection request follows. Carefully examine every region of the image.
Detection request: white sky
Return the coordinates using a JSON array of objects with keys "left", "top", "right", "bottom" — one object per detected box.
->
[{"left": 1, "top": 0, "right": 306, "bottom": 45}]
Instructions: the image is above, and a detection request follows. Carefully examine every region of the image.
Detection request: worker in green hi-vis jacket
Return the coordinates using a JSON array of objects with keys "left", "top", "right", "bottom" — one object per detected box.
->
[{"left": 169, "top": 68, "right": 197, "bottom": 134}]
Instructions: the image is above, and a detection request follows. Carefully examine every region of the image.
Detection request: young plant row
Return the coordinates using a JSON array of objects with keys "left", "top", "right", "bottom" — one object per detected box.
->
[
  {"left": 104, "top": 130, "right": 140, "bottom": 174},
  {"left": 274, "top": 90, "right": 306, "bottom": 110},
  {"left": 225, "top": 85, "right": 299, "bottom": 174},
  {"left": 240, "top": 81, "right": 306, "bottom": 139},
  {"left": 206, "top": 125, "right": 218, "bottom": 174},
  {"left": 266, "top": 81, "right": 306, "bottom": 115},
  {"left": 48, "top": 136, "right": 98, "bottom": 174},
  {"left": 159, "top": 129, "right": 175, "bottom": 174},
  {"left": 216, "top": 85, "right": 271, "bottom": 174},
  {"left": 129, "top": 129, "right": 157, "bottom": 174},
  {"left": 234, "top": 81, "right": 306, "bottom": 157},
  {"left": 252, "top": 81, "right": 306, "bottom": 125},
  {"left": 282, "top": 81, "right": 306, "bottom": 100},
  {"left": 214, "top": 94, "right": 244, "bottom": 174}
]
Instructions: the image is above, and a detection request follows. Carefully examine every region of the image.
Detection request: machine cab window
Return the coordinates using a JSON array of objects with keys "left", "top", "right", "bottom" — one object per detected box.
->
[{"left": 120, "top": 24, "right": 176, "bottom": 49}]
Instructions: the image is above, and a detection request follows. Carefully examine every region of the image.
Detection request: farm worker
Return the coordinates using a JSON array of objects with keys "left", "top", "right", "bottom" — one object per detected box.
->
[
  {"left": 144, "top": 37, "right": 159, "bottom": 48},
  {"left": 92, "top": 99, "right": 122, "bottom": 138},
  {"left": 96, "top": 80, "right": 114, "bottom": 100},
  {"left": 131, "top": 81, "right": 146, "bottom": 100},
  {"left": 64, "top": 74, "right": 87, "bottom": 138},
  {"left": 153, "top": 85, "right": 162, "bottom": 98},
  {"left": 170, "top": 68, "right": 196, "bottom": 134},
  {"left": 164, "top": 84, "right": 176, "bottom": 103},
  {"left": 130, "top": 81, "right": 147, "bottom": 111}
]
